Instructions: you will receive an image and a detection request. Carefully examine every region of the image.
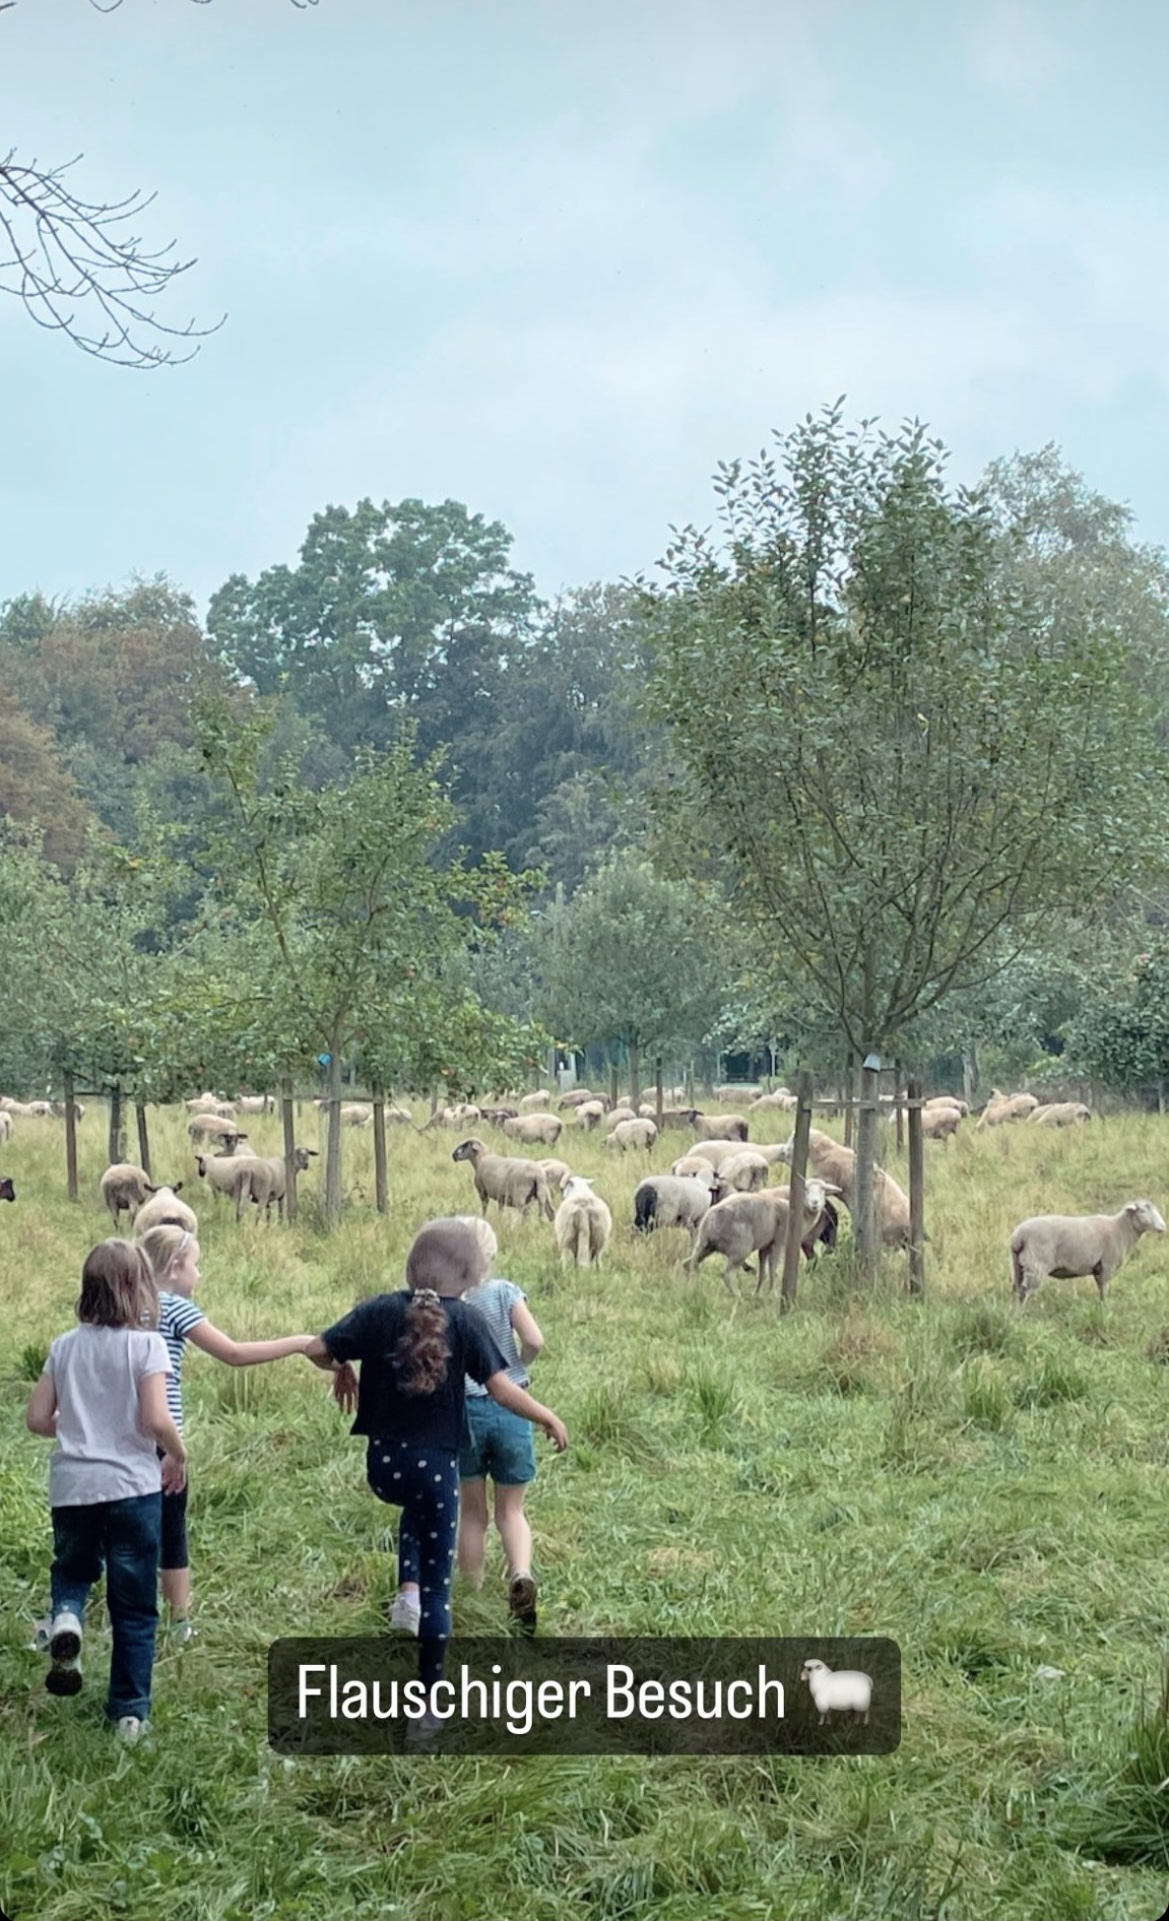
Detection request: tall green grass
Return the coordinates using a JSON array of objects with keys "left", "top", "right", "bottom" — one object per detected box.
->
[{"left": 2, "top": 1100, "right": 1169, "bottom": 1916}]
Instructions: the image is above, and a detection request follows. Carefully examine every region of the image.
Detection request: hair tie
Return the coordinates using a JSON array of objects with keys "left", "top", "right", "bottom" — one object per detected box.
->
[{"left": 413, "top": 1287, "right": 441, "bottom": 1305}]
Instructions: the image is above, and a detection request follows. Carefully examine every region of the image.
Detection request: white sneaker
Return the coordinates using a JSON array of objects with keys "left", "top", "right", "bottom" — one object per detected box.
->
[
  {"left": 405, "top": 1707, "right": 444, "bottom": 1743},
  {"left": 45, "top": 1610, "right": 83, "bottom": 1696},
  {"left": 388, "top": 1593, "right": 421, "bottom": 1636},
  {"left": 28, "top": 1613, "right": 51, "bottom": 1653},
  {"left": 170, "top": 1617, "right": 197, "bottom": 1646},
  {"left": 115, "top": 1716, "right": 148, "bottom": 1744}
]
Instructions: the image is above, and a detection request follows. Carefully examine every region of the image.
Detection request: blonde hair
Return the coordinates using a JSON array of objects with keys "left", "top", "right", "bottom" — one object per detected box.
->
[
  {"left": 137, "top": 1224, "right": 194, "bottom": 1288},
  {"left": 454, "top": 1214, "right": 498, "bottom": 1274}
]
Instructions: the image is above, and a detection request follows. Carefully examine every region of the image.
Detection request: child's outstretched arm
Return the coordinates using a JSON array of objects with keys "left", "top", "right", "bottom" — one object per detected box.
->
[
  {"left": 187, "top": 1325, "right": 317, "bottom": 1368},
  {"left": 485, "top": 1372, "right": 568, "bottom": 1452},
  {"left": 511, "top": 1299, "right": 545, "bottom": 1367},
  {"left": 26, "top": 1374, "right": 57, "bottom": 1437}
]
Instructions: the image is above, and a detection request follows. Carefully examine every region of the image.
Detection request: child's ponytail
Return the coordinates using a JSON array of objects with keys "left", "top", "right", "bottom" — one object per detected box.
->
[{"left": 394, "top": 1288, "right": 450, "bottom": 1396}]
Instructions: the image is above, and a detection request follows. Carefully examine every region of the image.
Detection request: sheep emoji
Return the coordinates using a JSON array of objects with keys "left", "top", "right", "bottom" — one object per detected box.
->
[{"left": 799, "top": 1658, "right": 873, "bottom": 1727}]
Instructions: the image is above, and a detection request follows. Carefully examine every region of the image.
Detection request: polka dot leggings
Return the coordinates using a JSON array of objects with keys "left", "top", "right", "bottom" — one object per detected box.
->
[{"left": 367, "top": 1440, "right": 460, "bottom": 1689}]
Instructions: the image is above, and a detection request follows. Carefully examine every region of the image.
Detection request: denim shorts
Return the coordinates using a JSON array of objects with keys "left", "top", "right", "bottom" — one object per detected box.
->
[{"left": 459, "top": 1395, "right": 536, "bottom": 1486}]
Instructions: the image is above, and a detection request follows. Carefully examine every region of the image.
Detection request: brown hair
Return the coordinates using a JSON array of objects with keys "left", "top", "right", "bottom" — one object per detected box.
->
[
  {"left": 395, "top": 1218, "right": 493, "bottom": 1396},
  {"left": 77, "top": 1239, "right": 159, "bottom": 1330},
  {"left": 137, "top": 1224, "right": 193, "bottom": 1288}
]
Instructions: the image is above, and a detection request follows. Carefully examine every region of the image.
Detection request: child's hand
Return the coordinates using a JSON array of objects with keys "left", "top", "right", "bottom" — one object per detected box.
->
[
  {"left": 332, "top": 1362, "right": 358, "bottom": 1414},
  {"left": 161, "top": 1452, "right": 188, "bottom": 1494},
  {"left": 542, "top": 1413, "right": 569, "bottom": 1453}
]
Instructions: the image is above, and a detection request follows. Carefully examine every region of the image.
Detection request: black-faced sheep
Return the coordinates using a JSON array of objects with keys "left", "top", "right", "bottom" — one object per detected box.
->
[
  {"left": 0, "top": 1175, "right": 14, "bottom": 1202},
  {"left": 553, "top": 1175, "right": 613, "bottom": 1267},
  {"left": 632, "top": 1170, "right": 716, "bottom": 1241},
  {"left": 1009, "top": 1200, "right": 1165, "bottom": 1304},
  {"left": 452, "top": 1138, "right": 556, "bottom": 1221}
]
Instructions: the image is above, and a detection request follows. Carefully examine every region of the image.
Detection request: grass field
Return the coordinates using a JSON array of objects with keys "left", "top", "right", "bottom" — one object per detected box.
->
[{"left": 2, "top": 1102, "right": 1169, "bottom": 1920}]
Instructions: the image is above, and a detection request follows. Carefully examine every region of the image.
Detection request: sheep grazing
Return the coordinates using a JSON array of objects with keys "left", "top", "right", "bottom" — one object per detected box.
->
[
  {"left": 558, "top": 1088, "right": 597, "bottom": 1110},
  {"left": 4, "top": 1099, "right": 54, "bottom": 1117},
  {"left": 339, "top": 1103, "right": 374, "bottom": 1128},
  {"left": 49, "top": 1099, "right": 85, "bottom": 1121},
  {"left": 0, "top": 1175, "right": 15, "bottom": 1202},
  {"left": 0, "top": 1112, "right": 12, "bottom": 1144},
  {"left": 775, "top": 1130, "right": 911, "bottom": 1251},
  {"left": 478, "top": 1105, "right": 519, "bottom": 1126},
  {"left": 632, "top": 1170, "right": 716, "bottom": 1241},
  {"left": 689, "top": 1113, "right": 749, "bottom": 1142},
  {"left": 553, "top": 1175, "right": 613, "bottom": 1267},
  {"left": 686, "top": 1138, "right": 758, "bottom": 1172},
  {"left": 688, "top": 1178, "right": 840, "bottom": 1294},
  {"left": 672, "top": 1152, "right": 719, "bottom": 1179},
  {"left": 603, "top": 1117, "right": 658, "bottom": 1153},
  {"left": 1029, "top": 1102, "right": 1091, "bottom": 1127},
  {"left": 713, "top": 1083, "right": 762, "bottom": 1103},
  {"left": 502, "top": 1113, "right": 564, "bottom": 1149},
  {"left": 188, "top": 1114, "right": 249, "bottom": 1149},
  {"left": 236, "top": 1094, "right": 275, "bottom": 1115},
  {"left": 519, "top": 1089, "right": 552, "bottom": 1112},
  {"left": 195, "top": 1152, "right": 263, "bottom": 1217},
  {"left": 537, "top": 1157, "right": 573, "bottom": 1192},
  {"left": 977, "top": 1090, "right": 1040, "bottom": 1128},
  {"left": 100, "top": 1163, "right": 183, "bottom": 1229},
  {"left": 605, "top": 1106, "right": 638, "bottom": 1129},
  {"left": 921, "top": 1105, "right": 963, "bottom": 1142},
  {"left": 1009, "top": 1200, "right": 1166, "bottom": 1304},
  {"left": 574, "top": 1100, "right": 607, "bottom": 1130},
  {"left": 925, "top": 1095, "right": 968, "bottom": 1117},
  {"left": 132, "top": 1185, "right": 197, "bottom": 1237},
  {"left": 714, "top": 1150, "right": 771, "bottom": 1194},
  {"left": 238, "top": 1146, "right": 317, "bottom": 1223},
  {"left": 185, "top": 1092, "right": 224, "bottom": 1114},
  {"left": 799, "top": 1658, "right": 872, "bottom": 1727},
  {"left": 748, "top": 1089, "right": 798, "bottom": 1112},
  {"left": 452, "top": 1138, "right": 556, "bottom": 1222}
]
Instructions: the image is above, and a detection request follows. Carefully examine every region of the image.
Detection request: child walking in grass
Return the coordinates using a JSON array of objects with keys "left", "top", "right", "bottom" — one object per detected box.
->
[
  {"left": 454, "top": 1217, "right": 547, "bottom": 1630},
  {"left": 136, "top": 1224, "right": 316, "bottom": 1641},
  {"left": 308, "top": 1215, "right": 568, "bottom": 1737},
  {"left": 25, "top": 1239, "right": 185, "bottom": 1743}
]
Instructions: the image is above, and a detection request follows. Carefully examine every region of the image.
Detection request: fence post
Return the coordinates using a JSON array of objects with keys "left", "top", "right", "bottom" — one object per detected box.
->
[
  {"left": 135, "top": 1102, "right": 151, "bottom": 1180},
  {"left": 108, "top": 1082, "right": 125, "bottom": 1165},
  {"left": 843, "top": 1052, "right": 856, "bottom": 1148},
  {"left": 907, "top": 1075, "right": 925, "bottom": 1297},
  {"left": 780, "top": 1071, "right": 815, "bottom": 1314},
  {"left": 894, "top": 1058, "right": 904, "bottom": 1154},
  {"left": 64, "top": 1069, "right": 79, "bottom": 1203},
  {"left": 372, "top": 1082, "right": 389, "bottom": 1215},
  {"left": 281, "top": 1078, "right": 298, "bottom": 1224},
  {"left": 853, "top": 1057, "right": 880, "bottom": 1283}
]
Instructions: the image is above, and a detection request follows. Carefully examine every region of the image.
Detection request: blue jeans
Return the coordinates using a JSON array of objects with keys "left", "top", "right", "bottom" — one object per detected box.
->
[{"left": 50, "top": 1494, "right": 161, "bottom": 1722}]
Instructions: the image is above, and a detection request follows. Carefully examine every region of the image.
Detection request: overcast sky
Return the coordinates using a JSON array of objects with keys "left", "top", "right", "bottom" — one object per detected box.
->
[{"left": 3, "top": 0, "right": 1167, "bottom": 618}]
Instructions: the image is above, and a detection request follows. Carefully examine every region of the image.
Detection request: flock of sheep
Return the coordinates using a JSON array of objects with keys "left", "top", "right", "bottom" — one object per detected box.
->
[{"left": 1, "top": 1082, "right": 1163, "bottom": 1305}]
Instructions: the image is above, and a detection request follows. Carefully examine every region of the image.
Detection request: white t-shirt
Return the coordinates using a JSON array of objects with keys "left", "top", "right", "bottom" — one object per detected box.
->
[{"left": 44, "top": 1324, "right": 171, "bottom": 1507}]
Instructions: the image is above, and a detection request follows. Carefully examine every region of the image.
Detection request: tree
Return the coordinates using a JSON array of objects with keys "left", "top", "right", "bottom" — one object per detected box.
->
[
  {"left": 643, "top": 405, "right": 1169, "bottom": 1269},
  {"left": 539, "top": 853, "right": 726, "bottom": 1103},
  {"left": 1, "top": 0, "right": 316, "bottom": 368},
  {"left": 0, "top": 687, "right": 95, "bottom": 867}
]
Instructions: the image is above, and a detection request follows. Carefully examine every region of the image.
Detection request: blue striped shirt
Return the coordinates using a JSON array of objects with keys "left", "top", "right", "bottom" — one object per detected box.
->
[
  {"left": 463, "top": 1278, "right": 529, "bottom": 1398},
  {"left": 157, "top": 1292, "right": 206, "bottom": 1430}
]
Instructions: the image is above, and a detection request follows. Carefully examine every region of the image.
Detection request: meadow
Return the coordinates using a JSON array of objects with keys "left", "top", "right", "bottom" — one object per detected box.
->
[{"left": 2, "top": 1101, "right": 1169, "bottom": 1921}]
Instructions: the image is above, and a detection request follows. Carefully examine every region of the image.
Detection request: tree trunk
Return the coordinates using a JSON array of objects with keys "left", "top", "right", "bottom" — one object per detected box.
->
[
  {"left": 963, "top": 1042, "right": 978, "bottom": 1109},
  {"left": 685, "top": 1061, "right": 695, "bottom": 1107},
  {"left": 372, "top": 1081, "right": 389, "bottom": 1215},
  {"left": 135, "top": 1103, "right": 151, "bottom": 1180},
  {"left": 108, "top": 1083, "right": 125, "bottom": 1165},
  {"left": 609, "top": 1059, "right": 619, "bottom": 1109},
  {"left": 893, "top": 1059, "right": 904, "bottom": 1154},
  {"left": 323, "top": 1050, "right": 344, "bottom": 1226},
  {"left": 281, "top": 1077, "right": 298, "bottom": 1224},
  {"left": 853, "top": 1059, "right": 880, "bottom": 1282},
  {"left": 780, "top": 1070, "right": 815, "bottom": 1314},
  {"left": 843, "top": 1052, "right": 856, "bottom": 1148},
  {"left": 64, "top": 1069, "right": 79, "bottom": 1203},
  {"left": 907, "top": 1076, "right": 925, "bottom": 1297},
  {"left": 654, "top": 1057, "right": 664, "bottom": 1131},
  {"left": 629, "top": 1039, "right": 641, "bottom": 1110}
]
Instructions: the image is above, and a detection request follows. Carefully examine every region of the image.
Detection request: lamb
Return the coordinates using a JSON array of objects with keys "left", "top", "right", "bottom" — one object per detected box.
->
[
  {"left": 238, "top": 1146, "right": 318, "bottom": 1223},
  {"left": 689, "top": 1113, "right": 749, "bottom": 1142},
  {"left": 775, "top": 1130, "right": 911, "bottom": 1251},
  {"left": 519, "top": 1089, "right": 552, "bottom": 1112},
  {"left": 187, "top": 1114, "right": 249, "bottom": 1149},
  {"left": 132, "top": 1185, "right": 198, "bottom": 1237},
  {"left": 921, "top": 1105, "right": 963, "bottom": 1142},
  {"left": 0, "top": 1176, "right": 15, "bottom": 1202},
  {"left": 977, "top": 1089, "right": 1039, "bottom": 1128},
  {"left": 1009, "top": 1200, "right": 1165, "bottom": 1304},
  {"left": 553, "top": 1175, "right": 613, "bottom": 1267},
  {"left": 452, "top": 1138, "right": 556, "bottom": 1222},
  {"left": 1029, "top": 1102, "right": 1091, "bottom": 1127},
  {"left": 713, "top": 1150, "right": 771, "bottom": 1194},
  {"left": 688, "top": 1177, "right": 839, "bottom": 1294},
  {"left": 100, "top": 1162, "right": 183, "bottom": 1229},
  {"left": 574, "top": 1100, "right": 607, "bottom": 1130},
  {"left": 632, "top": 1169, "right": 717, "bottom": 1240},
  {"left": 502, "top": 1113, "right": 564, "bottom": 1148},
  {"left": 603, "top": 1117, "right": 658, "bottom": 1153},
  {"left": 799, "top": 1658, "right": 872, "bottom": 1726}
]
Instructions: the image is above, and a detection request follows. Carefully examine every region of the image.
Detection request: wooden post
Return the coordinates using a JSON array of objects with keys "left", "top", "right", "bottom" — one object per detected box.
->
[
  {"left": 64, "top": 1069, "right": 79, "bottom": 1203},
  {"left": 135, "top": 1102, "right": 151, "bottom": 1179},
  {"left": 281, "top": 1078, "right": 298, "bottom": 1224},
  {"left": 654, "top": 1057, "right": 664, "bottom": 1131},
  {"left": 893, "top": 1059, "right": 904, "bottom": 1154},
  {"left": 907, "top": 1075, "right": 925, "bottom": 1297},
  {"left": 629, "top": 1040, "right": 641, "bottom": 1111},
  {"left": 780, "top": 1070, "right": 815, "bottom": 1314},
  {"left": 108, "top": 1082, "right": 124, "bottom": 1165},
  {"left": 372, "top": 1081, "right": 389, "bottom": 1215},
  {"left": 843, "top": 1052, "right": 855, "bottom": 1148},
  {"left": 853, "top": 1058, "right": 880, "bottom": 1282},
  {"left": 609, "top": 1059, "right": 619, "bottom": 1109}
]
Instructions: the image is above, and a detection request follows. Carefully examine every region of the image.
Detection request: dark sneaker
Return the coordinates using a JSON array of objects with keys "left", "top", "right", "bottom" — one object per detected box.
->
[
  {"left": 508, "top": 1574, "right": 538, "bottom": 1633},
  {"left": 45, "top": 1610, "right": 83, "bottom": 1695}
]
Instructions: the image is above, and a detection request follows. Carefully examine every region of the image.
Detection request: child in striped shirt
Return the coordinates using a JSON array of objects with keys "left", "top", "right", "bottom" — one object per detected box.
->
[{"left": 136, "top": 1226, "right": 316, "bottom": 1641}]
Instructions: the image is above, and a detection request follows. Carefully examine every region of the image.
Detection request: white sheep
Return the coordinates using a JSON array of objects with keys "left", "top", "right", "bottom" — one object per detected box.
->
[
  {"left": 686, "top": 1137, "right": 759, "bottom": 1172},
  {"left": 921, "top": 1105, "right": 962, "bottom": 1142},
  {"left": 1009, "top": 1199, "right": 1166, "bottom": 1303},
  {"left": 799, "top": 1658, "right": 872, "bottom": 1726},
  {"left": 688, "top": 1178, "right": 839, "bottom": 1294},
  {"left": 100, "top": 1163, "right": 181, "bottom": 1229},
  {"left": 553, "top": 1175, "right": 613, "bottom": 1267},
  {"left": 0, "top": 1111, "right": 11, "bottom": 1144},
  {"left": 925, "top": 1095, "right": 968, "bottom": 1116},
  {"left": 236, "top": 1094, "right": 275, "bottom": 1115},
  {"left": 132, "top": 1185, "right": 198, "bottom": 1237},
  {"left": 519, "top": 1089, "right": 552, "bottom": 1112},
  {"left": 632, "top": 1170, "right": 717, "bottom": 1240},
  {"left": 603, "top": 1117, "right": 658, "bottom": 1153},
  {"left": 574, "top": 1100, "right": 607, "bottom": 1130},
  {"left": 188, "top": 1114, "right": 249, "bottom": 1148},
  {"left": 672, "top": 1152, "right": 719, "bottom": 1179},
  {"left": 537, "top": 1157, "right": 573, "bottom": 1192},
  {"left": 1029, "top": 1102, "right": 1091, "bottom": 1127},
  {"left": 689, "top": 1112, "right": 749, "bottom": 1142},
  {"left": 604, "top": 1106, "right": 638, "bottom": 1129},
  {"left": 195, "top": 1152, "right": 262, "bottom": 1215},
  {"left": 502, "top": 1113, "right": 564, "bottom": 1148},
  {"left": 452, "top": 1138, "right": 555, "bottom": 1221},
  {"left": 714, "top": 1149, "right": 771, "bottom": 1193},
  {"left": 185, "top": 1092, "right": 223, "bottom": 1114},
  {"left": 977, "top": 1090, "right": 1039, "bottom": 1128},
  {"left": 775, "top": 1130, "right": 910, "bottom": 1251},
  {"left": 238, "top": 1147, "right": 317, "bottom": 1222}
]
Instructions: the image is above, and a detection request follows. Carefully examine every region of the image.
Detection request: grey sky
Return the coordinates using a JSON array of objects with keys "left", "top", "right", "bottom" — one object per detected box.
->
[{"left": 3, "top": 0, "right": 1168, "bottom": 617}]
